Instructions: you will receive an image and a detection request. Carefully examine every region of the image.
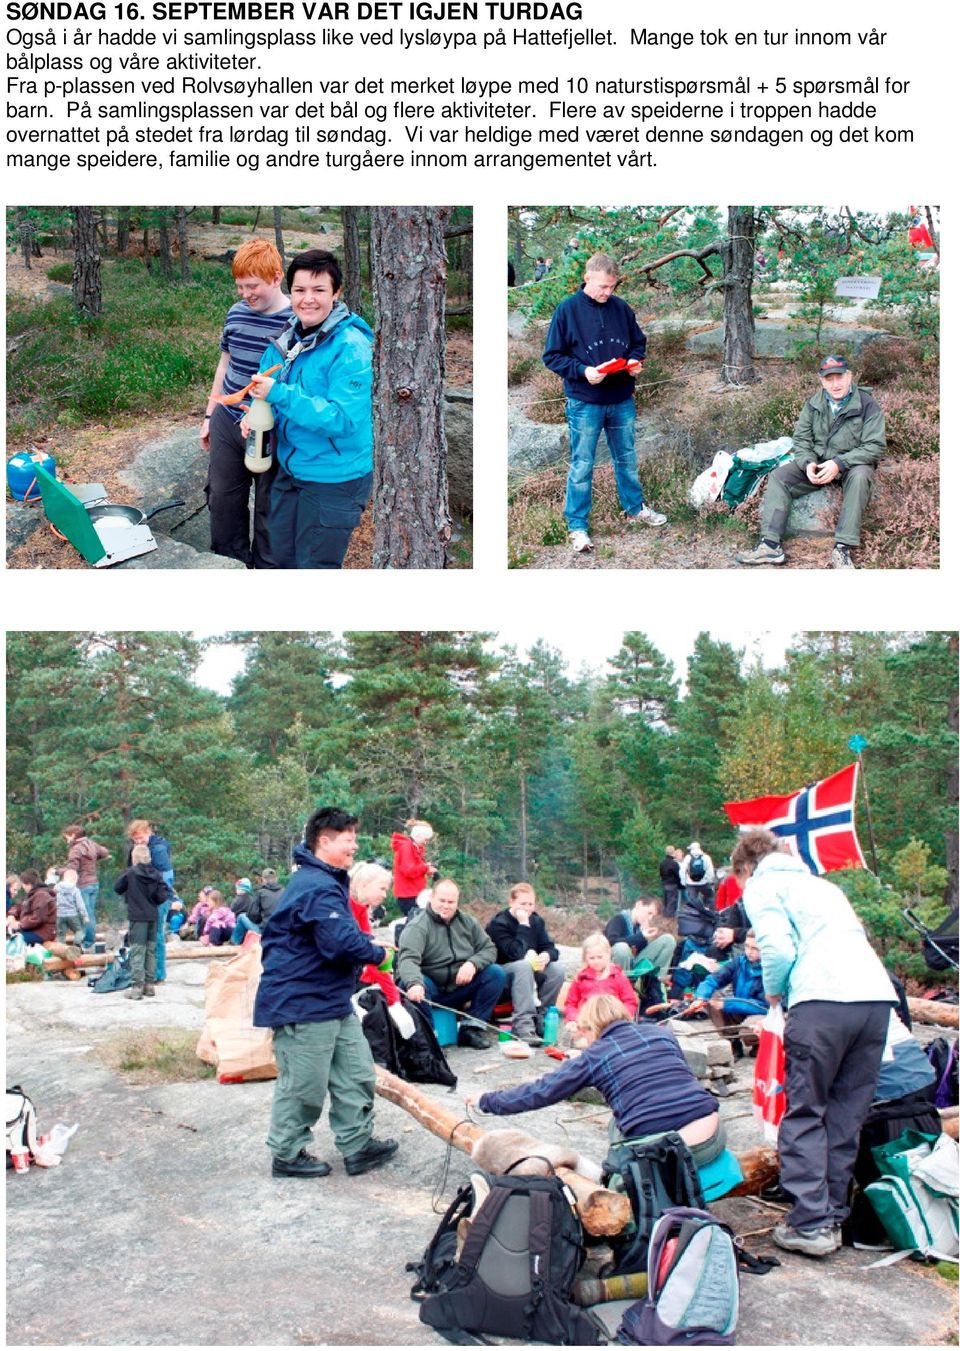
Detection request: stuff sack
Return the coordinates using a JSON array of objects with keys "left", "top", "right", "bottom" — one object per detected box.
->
[
  {"left": 721, "top": 437, "right": 793, "bottom": 508},
  {"left": 196, "top": 938, "right": 277, "bottom": 1083},
  {"left": 88, "top": 946, "right": 132, "bottom": 993},
  {"left": 412, "top": 1163, "right": 604, "bottom": 1345},
  {"left": 753, "top": 1004, "right": 787, "bottom": 1143},
  {"left": 6, "top": 1085, "right": 39, "bottom": 1164},
  {"left": 602, "top": 1132, "right": 705, "bottom": 1277},
  {"left": 617, "top": 1206, "right": 739, "bottom": 1346},
  {"left": 866, "top": 1130, "right": 959, "bottom": 1260}
]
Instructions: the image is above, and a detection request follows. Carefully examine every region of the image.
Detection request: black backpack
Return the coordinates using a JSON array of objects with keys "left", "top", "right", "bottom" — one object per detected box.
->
[
  {"left": 687, "top": 855, "right": 707, "bottom": 883},
  {"left": 602, "top": 1133, "right": 705, "bottom": 1277},
  {"left": 410, "top": 1161, "right": 604, "bottom": 1345}
]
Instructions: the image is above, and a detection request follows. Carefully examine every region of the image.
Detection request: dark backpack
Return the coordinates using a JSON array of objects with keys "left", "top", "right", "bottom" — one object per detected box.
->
[
  {"left": 602, "top": 1133, "right": 705, "bottom": 1277},
  {"left": 616, "top": 1207, "right": 739, "bottom": 1346},
  {"left": 687, "top": 855, "right": 707, "bottom": 883},
  {"left": 410, "top": 1162, "right": 604, "bottom": 1345},
  {"left": 356, "top": 986, "right": 457, "bottom": 1088}
]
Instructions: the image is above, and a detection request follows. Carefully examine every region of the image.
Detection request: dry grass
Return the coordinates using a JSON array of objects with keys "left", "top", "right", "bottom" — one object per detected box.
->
[{"left": 94, "top": 1028, "right": 217, "bottom": 1085}]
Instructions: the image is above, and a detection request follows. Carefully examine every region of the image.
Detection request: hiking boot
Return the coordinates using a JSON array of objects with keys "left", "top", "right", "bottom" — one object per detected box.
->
[
  {"left": 344, "top": 1137, "right": 399, "bottom": 1176},
  {"left": 513, "top": 1028, "right": 543, "bottom": 1047},
  {"left": 569, "top": 529, "right": 593, "bottom": 553},
  {"left": 626, "top": 504, "right": 667, "bottom": 526},
  {"left": 272, "top": 1150, "right": 332, "bottom": 1179},
  {"left": 772, "top": 1222, "right": 841, "bottom": 1258},
  {"left": 124, "top": 988, "right": 143, "bottom": 1001},
  {"left": 457, "top": 1025, "right": 494, "bottom": 1050},
  {"left": 737, "top": 540, "right": 785, "bottom": 566},
  {"left": 143, "top": 984, "right": 156, "bottom": 997},
  {"left": 830, "top": 543, "right": 855, "bottom": 569}
]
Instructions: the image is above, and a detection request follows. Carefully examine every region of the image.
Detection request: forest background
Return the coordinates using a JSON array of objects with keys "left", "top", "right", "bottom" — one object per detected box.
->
[{"left": 6, "top": 629, "right": 956, "bottom": 981}]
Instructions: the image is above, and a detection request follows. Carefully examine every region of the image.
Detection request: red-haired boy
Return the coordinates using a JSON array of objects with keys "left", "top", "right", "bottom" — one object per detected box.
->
[{"left": 201, "top": 238, "right": 292, "bottom": 568}]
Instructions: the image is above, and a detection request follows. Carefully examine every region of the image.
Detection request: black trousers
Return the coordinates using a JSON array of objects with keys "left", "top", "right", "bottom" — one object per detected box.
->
[
  {"left": 268, "top": 465, "right": 372, "bottom": 570},
  {"left": 205, "top": 404, "right": 278, "bottom": 568},
  {"left": 780, "top": 999, "right": 890, "bottom": 1230}
]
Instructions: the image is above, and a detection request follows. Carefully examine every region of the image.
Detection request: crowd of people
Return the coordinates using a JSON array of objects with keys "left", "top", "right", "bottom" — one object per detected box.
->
[{"left": 9, "top": 806, "right": 945, "bottom": 1266}]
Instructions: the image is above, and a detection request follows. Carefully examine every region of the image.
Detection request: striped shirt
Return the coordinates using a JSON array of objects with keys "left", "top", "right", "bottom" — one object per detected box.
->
[{"left": 218, "top": 301, "right": 293, "bottom": 423}]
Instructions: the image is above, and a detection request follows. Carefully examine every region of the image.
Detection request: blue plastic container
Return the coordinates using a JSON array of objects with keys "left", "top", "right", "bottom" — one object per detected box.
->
[
  {"left": 7, "top": 450, "right": 55, "bottom": 501},
  {"left": 431, "top": 1006, "right": 458, "bottom": 1047}
]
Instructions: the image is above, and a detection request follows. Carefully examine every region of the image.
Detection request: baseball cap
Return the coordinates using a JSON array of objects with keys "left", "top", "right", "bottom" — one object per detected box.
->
[{"left": 819, "top": 355, "right": 850, "bottom": 374}]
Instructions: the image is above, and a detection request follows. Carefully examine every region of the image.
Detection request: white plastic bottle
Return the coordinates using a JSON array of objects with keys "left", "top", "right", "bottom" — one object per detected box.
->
[{"left": 243, "top": 397, "right": 275, "bottom": 474}]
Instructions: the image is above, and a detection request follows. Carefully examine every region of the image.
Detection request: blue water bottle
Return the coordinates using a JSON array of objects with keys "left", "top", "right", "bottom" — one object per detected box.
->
[{"left": 542, "top": 1005, "right": 560, "bottom": 1047}]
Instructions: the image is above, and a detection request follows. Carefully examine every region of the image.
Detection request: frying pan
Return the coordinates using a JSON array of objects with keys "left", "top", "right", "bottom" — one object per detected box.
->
[{"left": 86, "top": 499, "right": 185, "bottom": 528}]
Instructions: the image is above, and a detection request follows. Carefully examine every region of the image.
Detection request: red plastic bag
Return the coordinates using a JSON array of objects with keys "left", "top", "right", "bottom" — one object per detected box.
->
[{"left": 753, "top": 1003, "right": 786, "bottom": 1142}]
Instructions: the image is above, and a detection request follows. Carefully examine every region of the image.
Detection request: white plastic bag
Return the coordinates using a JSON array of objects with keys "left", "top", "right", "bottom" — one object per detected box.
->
[
  {"left": 49, "top": 1122, "right": 78, "bottom": 1156},
  {"left": 689, "top": 450, "right": 734, "bottom": 508}
]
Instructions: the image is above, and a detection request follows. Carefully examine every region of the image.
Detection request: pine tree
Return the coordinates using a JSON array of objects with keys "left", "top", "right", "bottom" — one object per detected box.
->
[{"left": 227, "top": 632, "right": 341, "bottom": 762}]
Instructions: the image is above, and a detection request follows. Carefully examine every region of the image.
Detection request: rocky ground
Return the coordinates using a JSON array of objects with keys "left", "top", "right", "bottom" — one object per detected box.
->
[{"left": 6, "top": 944, "right": 957, "bottom": 1347}]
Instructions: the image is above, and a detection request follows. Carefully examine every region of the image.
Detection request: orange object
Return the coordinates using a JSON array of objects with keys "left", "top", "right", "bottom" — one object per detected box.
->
[{"left": 211, "top": 363, "right": 282, "bottom": 406}]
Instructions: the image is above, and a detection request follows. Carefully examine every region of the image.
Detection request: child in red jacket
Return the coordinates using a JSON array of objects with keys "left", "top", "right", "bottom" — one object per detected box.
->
[
  {"left": 390, "top": 820, "right": 437, "bottom": 918},
  {"left": 563, "top": 933, "right": 638, "bottom": 1041}
]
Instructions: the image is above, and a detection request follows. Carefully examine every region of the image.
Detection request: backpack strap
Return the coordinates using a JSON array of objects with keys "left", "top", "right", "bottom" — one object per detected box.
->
[
  {"left": 407, "top": 1182, "right": 475, "bottom": 1299},
  {"left": 456, "top": 1182, "right": 513, "bottom": 1274},
  {"left": 523, "top": 1187, "right": 553, "bottom": 1334}
]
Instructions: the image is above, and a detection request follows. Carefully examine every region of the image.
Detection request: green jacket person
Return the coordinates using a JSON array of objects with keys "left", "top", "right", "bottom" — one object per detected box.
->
[{"left": 737, "top": 354, "right": 885, "bottom": 570}]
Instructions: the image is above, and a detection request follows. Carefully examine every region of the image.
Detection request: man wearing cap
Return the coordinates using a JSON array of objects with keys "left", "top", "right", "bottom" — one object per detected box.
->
[
  {"left": 737, "top": 355, "right": 885, "bottom": 569},
  {"left": 543, "top": 251, "right": 667, "bottom": 555}
]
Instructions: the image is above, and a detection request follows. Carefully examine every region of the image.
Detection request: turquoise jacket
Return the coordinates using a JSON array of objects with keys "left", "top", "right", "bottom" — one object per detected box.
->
[
  {"left": 260, "top": 302, "right": 374, "bottom": 483},
  {"left": 742, "top": 851, "right": 893, "bottom": 1006}
]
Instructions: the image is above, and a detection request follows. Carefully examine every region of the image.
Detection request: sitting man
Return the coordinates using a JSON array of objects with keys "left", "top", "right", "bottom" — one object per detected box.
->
[
  {"left": 694, "top": 930, "right": 767, "bottom": 1054},
  {"left": 605, "top": 897, "right": 675, "bottom": 978},
  {"left": 737, "top": 354, "right": 885, "bottom": 570},
  {"left": 397, "top": 878, "right": 505, "bottom": 1049},
  {"left": 485, "top": 882, "right": 565, "bottom": 1045}
]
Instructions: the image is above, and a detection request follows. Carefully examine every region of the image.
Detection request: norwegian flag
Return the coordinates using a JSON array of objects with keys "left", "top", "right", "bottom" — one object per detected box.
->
[{"left": 723, "top": 763, "right": 867, "bottom": 875}]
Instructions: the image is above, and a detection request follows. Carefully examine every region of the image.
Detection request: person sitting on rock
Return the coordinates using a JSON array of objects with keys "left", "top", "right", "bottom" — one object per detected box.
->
[
  {"left": 485, "top": 882, "right": 565, "bottom": 1046},
  {"left": 737, "top": 354, "right": 885, "bottom": 570},
  {"left": 563, "top": 933, "right": 639, "bottom": 1041},
  {"left": 199, "top": 891, "right": 236, "bottom": 946},
  {"left": 694, "top": 930, "right": 767, "bottom": 1054},
  {"left": 7, "top": 869, "right": 56, "bottom": 947},
  {"left": 396, "top": 878, "right": 505, "bottom": 1050}
]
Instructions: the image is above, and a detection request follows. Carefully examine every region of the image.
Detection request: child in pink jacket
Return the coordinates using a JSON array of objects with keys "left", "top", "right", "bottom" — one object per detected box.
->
[{"left": 563, "top": 933, "right": 639, "bottom": 1036}]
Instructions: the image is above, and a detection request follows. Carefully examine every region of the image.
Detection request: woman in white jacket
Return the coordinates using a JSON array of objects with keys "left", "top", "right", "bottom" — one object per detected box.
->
[{"left": 731, "top": 829, "right": 894, "bottom": 1259}]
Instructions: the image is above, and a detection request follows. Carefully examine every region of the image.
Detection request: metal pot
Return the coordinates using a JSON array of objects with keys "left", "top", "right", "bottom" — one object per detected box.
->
[{"left": 86, "top": 499, "right": 185, "bottom": 528}]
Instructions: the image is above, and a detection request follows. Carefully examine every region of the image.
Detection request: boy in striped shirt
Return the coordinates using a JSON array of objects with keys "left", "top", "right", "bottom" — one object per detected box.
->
[{"left": 201, "top": 239, "right": 293, "bottom": 568}]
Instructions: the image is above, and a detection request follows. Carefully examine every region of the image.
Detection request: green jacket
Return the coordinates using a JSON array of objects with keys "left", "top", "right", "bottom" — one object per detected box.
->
[
  {"left": 791, "top": 384, "right": 885, "bottom": 471},
  {"left": 396, "top": 906, "right": 497, "bottom": 991}
]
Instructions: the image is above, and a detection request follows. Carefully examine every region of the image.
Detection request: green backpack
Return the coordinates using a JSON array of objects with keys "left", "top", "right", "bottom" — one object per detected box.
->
[
  {"left": 721, "top": 437, "right": 794, "bottom": 508},
  {"left": 864, "top": 1129, "right": 959, "bottom": 1260}
]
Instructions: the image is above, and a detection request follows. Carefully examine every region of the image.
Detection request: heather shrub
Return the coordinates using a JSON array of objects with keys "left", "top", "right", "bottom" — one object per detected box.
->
[
  {"left": 877, "top": 381, "right": 939, "bottom": 459},
  {"left": 858, "top": 337, "right": 923, "bottom": 387},
  {"left": 858, "top": 460, "right": 939, "bottom": 569},
  {"left": 524, "top": 366, "right": 566, "bottom": 423}
]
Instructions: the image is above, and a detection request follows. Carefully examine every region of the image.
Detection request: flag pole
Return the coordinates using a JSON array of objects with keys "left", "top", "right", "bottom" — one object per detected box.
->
[{"left": 856, "top": 750, "right": 881, "bottom": 877}]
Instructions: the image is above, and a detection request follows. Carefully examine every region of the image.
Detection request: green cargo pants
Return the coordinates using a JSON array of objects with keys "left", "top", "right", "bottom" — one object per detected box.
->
[
  {"left": 266, "top": 1015, "right": 376, "bottom": 1163},
  {"left": 760, "top": 460, "right": 875, "bottom": 547}
]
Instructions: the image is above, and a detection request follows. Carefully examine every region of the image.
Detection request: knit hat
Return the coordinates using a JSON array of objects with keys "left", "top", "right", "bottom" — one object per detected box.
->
[{"left": 236, "top": 877, "right": 253, "bottom": 893}]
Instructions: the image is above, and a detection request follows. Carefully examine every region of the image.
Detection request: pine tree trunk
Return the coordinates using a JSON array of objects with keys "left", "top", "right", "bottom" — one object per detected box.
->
[
  {"left": 519, "top": 768, "right": 529, "bottom": 879},
  {"left": 177, "top": 207, "right": 189, "bottom": 283},
  {"left": 272, "top": 206, "right": 285, "bottom": 273},
  {"left": 116, "top": 208, "right": 130, "bottom": 253},
  {"left": 71, "top": 207, "right": 101, "bottom": 317},
  {"left": 370, "top": 206, "right": 451, "bottom": 569},
  {"left": 142, "top": 226, "right": 150, "bottom": 271},
  {"left": 342, "top": 206, "right": 363, "bottom": 315},
  {"left": 157, "top": 213, "right": 173, "bottom": 279},
  {"left": 16, "top": 208, "right": 33, "bottom": 270},
  {"left": 720, "top": 206, "right": 756, "bottom": 386},
  {"left": 211, "top": 206, "right": 222, "bottom": 225}
]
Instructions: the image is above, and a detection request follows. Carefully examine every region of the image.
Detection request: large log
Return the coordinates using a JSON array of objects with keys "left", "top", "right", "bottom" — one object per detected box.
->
[
  {"left": 907, "top": 997, "right": 959, "bottom": 1029},
  {"left": 373, "top": 1066, "right": 631, "bottom": 1237},
  {"left": 725, "top": 1145, "right": 781, "bottom": 1197},
  {"left": 42, "top": 945, "right": 239, "bottom": 973}
]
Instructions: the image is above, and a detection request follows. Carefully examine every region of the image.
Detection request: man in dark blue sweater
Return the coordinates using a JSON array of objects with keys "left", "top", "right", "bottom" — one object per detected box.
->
[
  {"left": 543, "top": 252, "right": 667, "bottom": 553},
  {"left": 254, "top": 806, "right": 398, "bottom": 1180}
]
